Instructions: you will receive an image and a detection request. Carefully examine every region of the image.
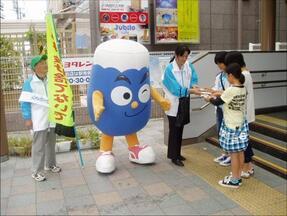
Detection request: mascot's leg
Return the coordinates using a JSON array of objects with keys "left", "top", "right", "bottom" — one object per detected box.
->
[
  {"left": 126, "top": 133, "right": 155, "bottom": 164},
  {"left": 95, "top": 133, "right": 115, "bottom": 173}
]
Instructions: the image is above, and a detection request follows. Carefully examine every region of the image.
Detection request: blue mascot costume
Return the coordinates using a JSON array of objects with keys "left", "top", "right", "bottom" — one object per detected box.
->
[{"left": 88, "top": 39, "right": 170, "bottom": 173}]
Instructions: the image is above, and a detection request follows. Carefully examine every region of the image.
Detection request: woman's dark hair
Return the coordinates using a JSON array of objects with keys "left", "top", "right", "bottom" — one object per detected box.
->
[
  {"left": 169, "top": 44, "right": 191, "bottom": 63},
  {"left": 214, "top": 51, "right": 227, "bottom": 64},
  {"left": 225, "top": 51, "right": 246, "bottom": 67},
  {"left": 226, "top": 63, "right": 245, "bottom": 84}
]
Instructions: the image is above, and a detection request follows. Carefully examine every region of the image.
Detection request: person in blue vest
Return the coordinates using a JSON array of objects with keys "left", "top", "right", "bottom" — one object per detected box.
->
[
  {"left": 206, "top": 51, "right": 231, "bottom": 166},
  {"left": 162, "top": 44, "right": 201, "bottom": 166},
  {"left": 19, "top": 55, "right": 61, "bottom": 182}
]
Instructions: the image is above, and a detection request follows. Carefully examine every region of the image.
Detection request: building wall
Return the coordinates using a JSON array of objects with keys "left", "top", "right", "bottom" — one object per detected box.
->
[
  {"left": 276, "top": 0, "right": 287, "bottom": 42},
  {"left": 144, "top": 0, "right": 261, "bottom": 51}
]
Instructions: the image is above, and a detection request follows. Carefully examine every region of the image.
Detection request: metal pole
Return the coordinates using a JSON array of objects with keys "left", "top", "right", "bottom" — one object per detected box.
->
[
  {"left": 89, "top": 0, "right": 101, "bottom": 52},
  {"left": 0, "top": 76, "right": 9, "bottom": 162},
  {"left": 260, "top": 0, "right": 276, "bottom": 51},
  {"left": 237, "top": 0, "right": 242, "bottom": 50}
]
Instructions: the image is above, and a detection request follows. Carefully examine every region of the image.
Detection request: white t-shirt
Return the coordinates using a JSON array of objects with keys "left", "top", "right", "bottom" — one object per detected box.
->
[
  {"left": 221, "top": 86, "right": 247, "bottom": 129},
  {"left": 242, "top": 70, "right": 255, "bottom": 123}
]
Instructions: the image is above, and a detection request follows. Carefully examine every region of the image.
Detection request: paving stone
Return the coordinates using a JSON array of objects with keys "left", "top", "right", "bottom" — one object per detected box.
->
[
  {"left": 149, "top": 161, "right": 174, "bottom": 173},
  {"left": 1, "top": 182, "right": 11, "bottom": 199},
  {"left": 118, "top": 186, "right": 149, "bottom": 202},
  {"left": 37, "top": 199, "right": 66, "bottom": 215},
  {"left": 7, "top": 192, "right": 35, "bottom": 209},
  {"left": 64, "top": 194, "right": 95, "bottom": 211},
  {"left": 93, "top": 191, "right": 123, "bottom": 206},
  {"left": 144, "top": 182, "right": 173, "bottom": 196},
  {"left": 68, "top": 205, "right": 99, "bottom": 215},
  {"left": 212, "top": 193, "right": 239, "bottom": 209},
  {"left": 177, "top": 187, "right": 208, "bottom": 202},
  {"left": 161, "top": 203, "right": 200, "bottom": 215},
  {"left": 126, "top": 197, "right": 159, "bottom": 215},
  {"left": 88, "top": 179, "right": 116, "bottom": 194},
  {"left": 37, "top": 189, "right": 64, "bottom": 203},
  {"left": 1, "top": 198, "right": 8, "bottom": 215},
  {"left": 108, "top": 168, "right": 132, "bottom": 181},
  {"left": 169, "top": 175, "right": 198, "bottom": 190},
  {"left": 111, "top": 176, "right": 139, "bottom": 190},
  {"left": 188, "top": 197, "right": 225, "bottom": 215},
  {"left": 98, "top": 202, "right": 132, "bottom": 215},
  {"left": 212, "top": 209, "right": 235, "bottom": 215},
  {"left": 63, "top": 185, "right": 91, "bottom": 199},
  {"left": 60, "top": 169, "right": 83, "bottom": 179},
  {"left": 157, "top": 169, "right": 186, "bottom": 186},
  {"left": 230, "top": 206, "right": 251, "bottom": 215},
  {"left": 10, "top": 183, "right": 35, "bottom": 195},
  {"left": 36, "top": 179, "right": 62, "bottom": 192},
  {"left": 12, "top": 175, "right": 34, "bottom": 187},
  {"left": 14, "top": 168, "right": 31, "bottom": 177},
  {"left": 61, "top": 175, "right": 86, "bottom": 188},
  {"left": 6, "top": 204, "right": 36, "bottom": 215},
  {"left": 153, "top": 192, "right": 187, "bottom": 209},
  {"left": 129, "top": 166, "right": 161, "bottom": 185}
]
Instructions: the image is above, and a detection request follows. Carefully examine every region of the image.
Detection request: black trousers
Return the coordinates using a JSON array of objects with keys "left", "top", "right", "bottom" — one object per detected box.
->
[
  {"left": 244, "top": 123, "right": 254, "bottom": 163},
  {"left": 167, "top": 115, "right": 184, "bottom": 160}
]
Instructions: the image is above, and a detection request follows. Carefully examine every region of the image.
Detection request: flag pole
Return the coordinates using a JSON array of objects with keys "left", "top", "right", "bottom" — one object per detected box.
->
[
  {"left": 46, "top": 13, "right": 85, "bottom": 167},
  {"left": 74, "top": 126, "right": 84, "bottom": 168}
]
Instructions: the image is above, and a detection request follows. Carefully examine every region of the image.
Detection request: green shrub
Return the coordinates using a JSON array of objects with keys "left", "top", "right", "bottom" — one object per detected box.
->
[{"left": 8, "top": 136, "right": 32, "bottom": 157}]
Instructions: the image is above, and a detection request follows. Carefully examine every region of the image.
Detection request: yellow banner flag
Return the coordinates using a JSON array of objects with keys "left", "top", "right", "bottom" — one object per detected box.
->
[{"left": 46, "top": 13, "right": 74, "bottom": 127}]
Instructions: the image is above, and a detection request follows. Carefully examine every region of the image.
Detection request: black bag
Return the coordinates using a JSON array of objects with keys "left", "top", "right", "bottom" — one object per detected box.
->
[
  {"left": 55, "top": 123, "right": 75, "bottom": 138},
  {"left": 55, "top": 111, "right": 75, "bottom": 138},
  {"left": 175, "top": 96, "right": 190, "bottom": 127}
]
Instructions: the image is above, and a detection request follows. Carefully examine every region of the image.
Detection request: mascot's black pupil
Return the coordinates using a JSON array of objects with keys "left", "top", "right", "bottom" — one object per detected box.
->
[{"left": 124, "top": 93, "right": 130, "bottom": 99}]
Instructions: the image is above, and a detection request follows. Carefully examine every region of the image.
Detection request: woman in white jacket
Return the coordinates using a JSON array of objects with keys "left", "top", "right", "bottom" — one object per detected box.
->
[{"left": 162, "top": 45, "right": 201, "bottom": 166}]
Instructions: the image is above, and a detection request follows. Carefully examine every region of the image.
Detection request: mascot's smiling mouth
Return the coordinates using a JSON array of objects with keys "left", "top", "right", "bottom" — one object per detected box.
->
[{"left": 125, "top": 105, "right": 147, "bottom": 117}]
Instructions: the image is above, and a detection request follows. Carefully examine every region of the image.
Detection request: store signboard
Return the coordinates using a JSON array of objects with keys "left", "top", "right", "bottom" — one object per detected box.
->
[
  {"left": 63, "top": 57, "right": 93, "bottom": 85},
  {"left": 155, "top": 0, "right": 200, "bottom": 44},
  {"left": 99, "top": 0, "right": 150, "bottom": 44}
]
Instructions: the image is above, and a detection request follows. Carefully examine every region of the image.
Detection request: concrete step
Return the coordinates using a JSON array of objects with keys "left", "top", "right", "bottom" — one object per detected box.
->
[
  {"left": 206, "top": 136, "right": 287, "bottom": 179},
  {"left": 249, "top": 131, "right": 287, "bottom": 161},
  {"left": 249, "top": 120, "right": 287, "bottom": 142}
]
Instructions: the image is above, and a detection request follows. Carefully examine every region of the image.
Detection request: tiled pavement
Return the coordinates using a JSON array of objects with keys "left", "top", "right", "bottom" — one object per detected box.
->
[{"left": 1, "top": 119, "right": 286, "bottom": 215}]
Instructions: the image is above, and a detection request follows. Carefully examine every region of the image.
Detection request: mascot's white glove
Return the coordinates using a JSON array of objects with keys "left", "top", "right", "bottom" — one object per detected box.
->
[
  {"left": 150, "top": 86, "right": 171, "bottom": 111},
  {"left": 92, "top": 90, "right": 105, "bottom": 121}
]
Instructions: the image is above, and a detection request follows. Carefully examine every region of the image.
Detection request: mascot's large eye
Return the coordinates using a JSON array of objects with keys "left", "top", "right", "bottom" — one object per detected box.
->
[
  {"left": 138, "top": 84, "right": 150, "bottom": 103},
  {"left": 111, "top": 86, "right": 132, "bottom": 106}
]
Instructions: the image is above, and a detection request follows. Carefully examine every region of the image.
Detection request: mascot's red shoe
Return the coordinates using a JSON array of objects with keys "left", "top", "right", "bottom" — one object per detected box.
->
[{"left": 128, "top": 145, "right": 155, "bottom": 164}]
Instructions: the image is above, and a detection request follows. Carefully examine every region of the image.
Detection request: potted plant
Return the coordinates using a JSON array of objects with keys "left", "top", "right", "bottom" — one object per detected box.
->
[
  {"left": 8, "top": 136, "right": 32, "bottom": 157},
  {"left": 56, "top": 136, "right": 73, "bottom": 153},
  {"left": 87, "top": 128, "right": 100, "bottom": 149}
]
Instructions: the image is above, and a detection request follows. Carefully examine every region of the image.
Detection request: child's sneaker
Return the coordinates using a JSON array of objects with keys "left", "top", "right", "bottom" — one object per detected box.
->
[
  {"left": 219, "top": 176, "right": 240, "bottom": 188},
  {"left": 32, "top": 172, "right": 46, "bottom": 182},
  {"left": 241, "top": 171, "right": 250, "bottom": 178},
  {"left": 248, "top": 168, "right": 255, "bottom": 176},
  {"left": 219, "top": 156, "right": 231, "bottom": 166},
  {"left": 214, "top": 154, "right": 228, "bottom": 163},
  {"left": 44, "top": 166, "right": 61, "bottom": 173},
  {"left": 227, "top": 174, "right": 242, "bottom": 185}
]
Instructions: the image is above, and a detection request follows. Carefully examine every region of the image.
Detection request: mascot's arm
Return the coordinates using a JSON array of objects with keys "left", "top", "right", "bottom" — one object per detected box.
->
[
  {"left": 92, "top": 90, "right": 105, "bottom": 121},
  {"left": 150, "top": 86, "right": 170, "bottom": 111}
]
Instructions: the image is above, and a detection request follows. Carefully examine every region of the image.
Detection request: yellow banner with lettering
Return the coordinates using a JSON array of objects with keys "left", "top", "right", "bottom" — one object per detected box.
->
[
  {"left": 177, "top": 0, "right": 200, "bottom": 43},
  {"left": 46, "top": 13, "right": 74, "bottom": 127}
]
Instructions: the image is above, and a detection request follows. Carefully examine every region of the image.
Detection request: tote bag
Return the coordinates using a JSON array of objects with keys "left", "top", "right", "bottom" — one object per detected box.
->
[{"left": 175, "top": 95, "right": 190, "bottom": 127}]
